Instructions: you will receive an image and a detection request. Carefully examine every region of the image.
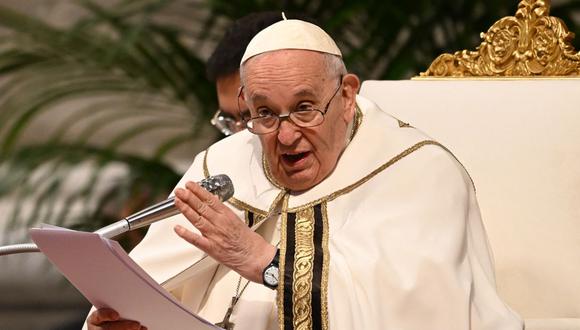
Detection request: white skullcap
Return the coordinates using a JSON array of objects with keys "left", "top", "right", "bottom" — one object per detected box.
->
[{"left": 240, "top": 13, "right": 342, "bottom": 65}]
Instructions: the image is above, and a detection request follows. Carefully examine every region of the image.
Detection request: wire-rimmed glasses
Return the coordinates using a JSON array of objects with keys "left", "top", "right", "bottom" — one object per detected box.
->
[
  {"left": 240, "top": 76, "right": 343, "bottom": 135},
  {"left": 210, "top": 110, "right": 246, "bottom": 136}
]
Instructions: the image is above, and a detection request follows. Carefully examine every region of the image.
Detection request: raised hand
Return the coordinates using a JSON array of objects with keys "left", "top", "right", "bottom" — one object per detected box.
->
[{"left": 173, "top": 181, "right": 276, "bottom": 283}]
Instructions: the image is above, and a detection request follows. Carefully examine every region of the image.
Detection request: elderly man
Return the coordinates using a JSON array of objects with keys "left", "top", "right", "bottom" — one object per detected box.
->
[{"left": 87, "top": 17, "right": 523, "bottom": 330}]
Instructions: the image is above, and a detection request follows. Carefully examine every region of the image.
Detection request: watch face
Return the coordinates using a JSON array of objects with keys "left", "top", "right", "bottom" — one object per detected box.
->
[{"left": 264, "top": 266, "right": 279, "bottom": 286}]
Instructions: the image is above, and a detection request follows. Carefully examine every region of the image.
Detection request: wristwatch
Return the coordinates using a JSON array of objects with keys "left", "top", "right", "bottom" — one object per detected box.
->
[{"left": 262, "top": 249, "right": 280, "bottom": 289}]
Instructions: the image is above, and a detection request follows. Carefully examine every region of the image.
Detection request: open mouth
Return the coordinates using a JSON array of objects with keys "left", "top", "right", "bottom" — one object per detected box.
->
[{"left": 282, "top": 151, "right": 310, "bottom": 165}]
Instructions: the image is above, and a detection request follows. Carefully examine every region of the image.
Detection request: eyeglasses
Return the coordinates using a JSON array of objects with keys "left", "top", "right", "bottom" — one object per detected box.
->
[
  {"left": 210, "top": 110, "right": 246, "bottom": 136},
  {"left": 241, "top": 76, "right": 343, "bottom": 135}
]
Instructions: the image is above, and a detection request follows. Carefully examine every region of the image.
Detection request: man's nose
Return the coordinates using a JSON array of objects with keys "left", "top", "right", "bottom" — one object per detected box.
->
[{"left": 277, "top": 119, "right": 301, "bottom": 145}]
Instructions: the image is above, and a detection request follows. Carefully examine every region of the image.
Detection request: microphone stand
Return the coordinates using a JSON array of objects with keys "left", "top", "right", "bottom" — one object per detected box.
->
[
  {"left": 0, "top": 174, "right": 234, "bottom": 256},
  {"left": 0, "top": 197, "right": 179, "bottom": 256}
]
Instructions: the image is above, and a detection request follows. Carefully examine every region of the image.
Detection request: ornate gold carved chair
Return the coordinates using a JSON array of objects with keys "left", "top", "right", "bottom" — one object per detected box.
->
[{"left": 359, "top": 1, "right": 580, "bottom": 329}]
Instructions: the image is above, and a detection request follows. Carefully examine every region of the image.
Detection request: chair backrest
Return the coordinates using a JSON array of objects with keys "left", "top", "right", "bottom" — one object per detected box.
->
[
  {"left": 360, "top": 0, "right": 580, "bottom": 320},
  {"left": 359, "top": 78, "right": 580, "bottom": 319}
]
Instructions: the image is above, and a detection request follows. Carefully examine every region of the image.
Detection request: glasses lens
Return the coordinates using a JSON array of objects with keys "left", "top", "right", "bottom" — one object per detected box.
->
[
  {"left": 211, "top": 111, "right": 242, "bottom": 136},
  {"left": 248, "top": 116, "right": 279, "bottom": 134},
  {"left": 290, "top": 110, "right": 324, "bottom": 127}
]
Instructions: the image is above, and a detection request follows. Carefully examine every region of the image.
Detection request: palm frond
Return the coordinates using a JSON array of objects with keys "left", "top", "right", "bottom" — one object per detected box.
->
[
  {"left": 0, "top": 2, "right": 224, "bottom": 238},
  {"left": 1, "top": 0, "right": 579, "bottom": 242}
]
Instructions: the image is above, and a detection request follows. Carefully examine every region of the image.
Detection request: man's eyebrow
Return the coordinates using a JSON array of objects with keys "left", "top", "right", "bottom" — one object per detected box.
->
[
  {"left": 294, "top": 89, "right": 316, "bottom": 98},
  {"left": 248, "top": 93, "right": 268, "bottom": 103},
  {"left": 248, "top": 88, "right": 317, "bottom": 102}
]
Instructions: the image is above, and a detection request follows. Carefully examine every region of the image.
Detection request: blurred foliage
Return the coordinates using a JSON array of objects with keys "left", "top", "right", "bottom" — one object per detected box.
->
[
  {"left": 209, "top": 0, "right": 580, "bottom": 79},
  {"left": 0, "top": 1, "right": 220, "bottom": 240},
  {"left": 0, "top": 0, "right": 579, "bottom": 240}
]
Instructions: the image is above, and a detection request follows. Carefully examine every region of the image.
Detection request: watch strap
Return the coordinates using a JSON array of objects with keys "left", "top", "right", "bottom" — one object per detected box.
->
[{"left": 262, "top": 248, "right": 280, "bottom": 289}]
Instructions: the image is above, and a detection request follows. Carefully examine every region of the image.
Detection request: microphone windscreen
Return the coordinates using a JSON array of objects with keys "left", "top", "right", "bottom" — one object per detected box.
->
[{"left": 200, "top": 174, "right": 234, "bottom": 201}]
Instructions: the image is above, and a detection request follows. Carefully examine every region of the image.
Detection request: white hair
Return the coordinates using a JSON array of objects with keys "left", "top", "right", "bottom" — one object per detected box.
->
[{"left": 322, "top": 53, "right": 347, "bottom": 78}]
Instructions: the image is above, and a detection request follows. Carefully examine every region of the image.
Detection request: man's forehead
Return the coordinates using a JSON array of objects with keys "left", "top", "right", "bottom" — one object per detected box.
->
[
  {"left": 242, "top": 51, "right": 327, "bottom": 85},
  {"left": 244, "top": 48, "right": 326, "bottom": 67},
  {"left": 242, "top": 50, "right": 329, "bottom": 102}
]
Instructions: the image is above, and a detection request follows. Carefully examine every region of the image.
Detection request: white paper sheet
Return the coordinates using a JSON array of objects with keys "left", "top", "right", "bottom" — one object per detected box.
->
[{"left": 29, "top": 226, "right": 219, "bottom": 330}]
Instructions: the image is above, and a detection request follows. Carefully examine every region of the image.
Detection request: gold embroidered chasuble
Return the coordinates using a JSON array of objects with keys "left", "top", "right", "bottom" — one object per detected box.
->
[{"left": 123, "top": 95, "right": 523, "bottom": 330}]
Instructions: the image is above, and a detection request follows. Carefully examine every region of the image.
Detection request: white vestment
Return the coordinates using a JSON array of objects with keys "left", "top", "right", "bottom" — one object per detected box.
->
[{"left": 87, "top": 95, "right": 523, "bottom": 330}]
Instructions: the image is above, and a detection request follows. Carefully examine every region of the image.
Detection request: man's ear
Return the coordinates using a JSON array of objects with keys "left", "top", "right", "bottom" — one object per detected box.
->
[
  {"left": 238, "top": 86, "right": 249, "bottom": 117},
  {"left": 341, "top": 73, "right": 361, "bottom": 122},
  {"left": 238, "top": 86, "right": 246, "bottom": 102}
]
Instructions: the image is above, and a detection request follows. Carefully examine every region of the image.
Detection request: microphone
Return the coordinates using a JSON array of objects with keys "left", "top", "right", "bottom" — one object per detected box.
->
[
  {"left": 0, "top": 174, "right": 234, "bottom": 256},
  {"left": 95, "top": 174, "right": 234, "bottom": 239}
]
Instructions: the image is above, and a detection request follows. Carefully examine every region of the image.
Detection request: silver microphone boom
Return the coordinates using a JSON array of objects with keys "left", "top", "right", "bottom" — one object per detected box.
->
[
  {"left": 0, "top": 174, "right": 234, "bottom": 256},
  {"left": 94, "top": 174, "right": 234, "bottom": 239}
]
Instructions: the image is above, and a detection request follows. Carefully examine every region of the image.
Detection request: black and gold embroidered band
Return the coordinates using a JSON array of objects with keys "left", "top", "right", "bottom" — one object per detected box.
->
[
  {"left": 279, "top": 202, "right": 330, "bottom": 330},
  {"left": 246, "top": 210, "right": 255, "bottom": 227}
]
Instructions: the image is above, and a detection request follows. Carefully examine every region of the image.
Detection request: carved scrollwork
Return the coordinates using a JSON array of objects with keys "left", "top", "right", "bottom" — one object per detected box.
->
[{"left": 420, "top": 0, "right": 580, "bottom": 77}]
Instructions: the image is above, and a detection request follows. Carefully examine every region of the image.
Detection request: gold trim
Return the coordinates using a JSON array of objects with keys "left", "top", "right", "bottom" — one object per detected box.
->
[
  {"left": 277, "top": 193, "right": 290, "bottom": 330},
  {"left": 204, "top": 138, "right": 474, "bottom": 214},
  {"left": 292, "top": 207, "right": 316, "bottom": 330},
  {"left": 433, "top": 142, "right": 476, "bottom": 190},
  {"left": 202, "top": 149, "right": 210, "bottom": 178},
  {"left": 287, "top": 140, "right": 442, "bottom": 212},
  {"left": 350, "top": 104, "right": 363, "bottom": 140},
  {"left": 320, "top": 202, "right": 330, "bottom": 330},
  {"left": 166, "top": 140, "right": 468, "bottom": 288},
  {"left": 420, "top": 0, "right": 580, "bottom": 77},
  {"left": 227, "top": 197, "right": 268, "bottom": 217},
  {"left": 246, "top": 190, "right": 287, "bottom": 230},
  {"left": 262, "top": 153, "right": 285, "bottom": 190},
  {"left": 267, "top": 189, "right": 289, "bottom": 216},
  {"left": 397, "top": 119, "right": 411, "bottom": 128},
  {"left": 203, "top": 147, "right": 269, "bottom": 217},
  {"left": 412, "top": 76, "right": 580, "bottom": 81},
  {"left": 244, "top": 210, "right": 250, "bottom": 227},
  {"left": 251, "top": 213, "right": 267, "bottom": 228}
]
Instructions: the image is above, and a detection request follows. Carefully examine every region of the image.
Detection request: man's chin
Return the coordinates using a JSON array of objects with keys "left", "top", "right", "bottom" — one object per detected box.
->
[{"left": 276, "top": 170, "right": 320, "bottom": 192}]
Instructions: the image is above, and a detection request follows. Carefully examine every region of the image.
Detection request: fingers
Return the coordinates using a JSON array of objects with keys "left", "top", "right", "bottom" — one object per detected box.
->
[
  {"left": 99, "top": 321, "right": 147, "bottom": 330},
  {"left": 174, "top": 183, "right": 221, "bottom": 220},
  {"left": 186, "top": 180, "right": 219, "bottom": 202},
  {"left": 174, "top": 224, "right": 211, "bottom": 251},
  {"left": 185, "top": 180, "right": 225, "bottom": 212},
  {"left": 88, "top": 308, "right": 119, "bottom": 325},
  {"left": 87, "top": 308, "right": 147, "bottom": 330},
  {"left": 174, "top": 197, "right": 208, "bottom": 230}
]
